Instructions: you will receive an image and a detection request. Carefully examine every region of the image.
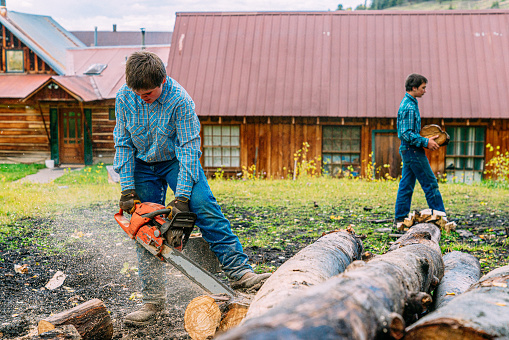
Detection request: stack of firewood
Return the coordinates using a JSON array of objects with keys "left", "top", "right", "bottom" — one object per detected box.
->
[{"left": 397, "top": 208, "right": 457, "bottom": 233}]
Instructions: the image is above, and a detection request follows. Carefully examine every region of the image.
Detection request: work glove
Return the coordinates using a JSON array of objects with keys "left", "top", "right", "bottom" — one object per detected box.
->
[
  {"left": 119, "top": 189, "right": 141, "bottom": 214},
  {"left": 166, "top": 197, "right": 190, "bottom": 219}
]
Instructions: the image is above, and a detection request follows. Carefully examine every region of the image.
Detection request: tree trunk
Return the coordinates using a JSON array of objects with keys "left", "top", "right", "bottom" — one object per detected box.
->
[
  {"left": 32, "top": 324, "right": 81, "bottom": 339},
  {"left": 245, "top": 229, "right": 363, "bottom": 320},
  {"left": 405, "top": 265, "right": 509, "bottom": 339},
  {"left": 216, "top": 223, "right": 444, "bottom": 340},
  {"left": 37, "top": 299, "right": 112, "bottom": 340},
  {"left": 183, "top": 229, "right": 363, "bottom": 339},
  {"left": 432, "top": 251, "right": 481, "bottom": 309},
  {"left": 184, "top": 294, "right": 250, "bottom": 340}
]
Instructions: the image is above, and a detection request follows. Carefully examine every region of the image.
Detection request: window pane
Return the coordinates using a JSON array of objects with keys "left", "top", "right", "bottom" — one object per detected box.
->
[
  {"left": 333, "top": 139, "right": 341, "bottom": 151},
  {"left": 231, "top": 136, "right": 239, "bottom": 146},
  {"left": 213, "top": 125, "right": 221, "bottom": 135},
  {"left": 351, "top": 128, "right": 360, "bottom": 139},
  {"left": 332, "top": 154, "right": 341, "bottom": 164},
  {"left": 474, "top": 158, "right": 484, "bottom": 171},
  {"left": 204, "top": 135, "right": 212, "bottom": 145},
  {"left": 223, "top": 157, "right": 231, "bottom": 166},
  {"left": 341, "top": 139, "right": 349, "bottom": 151},
  {"left": 222, "top": 135, "right": 231, "bottom": 146},
  {"left": 213, "top": 158, "right": 221, "bottom": 167},
  {"left": 6, "top": 50, "right": 24, "bottom": 72},
  {"left": 222, "top": 148, "right": 231, "bottom": 157},
  {"left": 476, "top": 128, "right": 485, "bottom": 142},
  {"left": 204, "top": 126, "right": 213, "bottom": 137},
  {"left": 323, "top": 139, "right": 332, "bottom": 151},
  {"left": 231, "top": 126, "right": 240, "bottom": 136},
  {"left": 231, "top": 157, "right": 240, "bottom": 167},
  {"left": 475, "top": 142, "right": 484, "bottom": 156},
  {"left": 465, "top": 158, "right": 474, "bottom": 170},
  {"left": 213, "top": 148, "right": 221, "bottom": 157},
  {"left": 342, "top": 154, "right": 351, "bottom": 162},
  {"left": 213, "top": 136, "right": 221, "bottom": 146},
  {"left": 323, "top": 127, "right": 332, "bottom": 138},
  {"left": 323, "top": 154, "right": 332, "bottom": 164},
  {"left": 231, "top": 148, "right": 240, "bottom": 157},
  {"left": 222, "top": 126, "right": 230, "bottom": 136}
]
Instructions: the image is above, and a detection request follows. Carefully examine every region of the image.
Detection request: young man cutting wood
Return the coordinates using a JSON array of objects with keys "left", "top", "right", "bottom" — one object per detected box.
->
[
  {"left": 394, "top": 73, "right": 446, "bottom": 228},
  {"left": 113, "top": 51, "right": 270, "bottom": 326}
]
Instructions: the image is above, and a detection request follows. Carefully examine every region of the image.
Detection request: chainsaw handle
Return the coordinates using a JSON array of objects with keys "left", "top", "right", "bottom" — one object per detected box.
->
[
  {"left": 114, "top": 208, "right": 136, "bottom": 239},
  {"left": 141, "top": 208, "right": 173, "bottom": 220}
]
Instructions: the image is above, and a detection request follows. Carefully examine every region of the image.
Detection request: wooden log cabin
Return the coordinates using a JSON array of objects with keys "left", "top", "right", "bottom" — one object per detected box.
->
[
  {"left": 0, "top": 3, "right": 169, "bottom": 165},
  {"left": 1, "top": 5, "right": 509, "bottom": 185}
]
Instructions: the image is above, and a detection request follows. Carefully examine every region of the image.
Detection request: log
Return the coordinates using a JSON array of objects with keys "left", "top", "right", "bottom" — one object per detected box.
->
[
  {"left": 245, "top": 229, "right": 363, "bottom": 320},
  {"left": 432, "top": 251, "right": 481, "bottom": 309},
  {"left": 420, "top": 124, "right": 450, "bottom": 146},
  {"left": 184, "top": 294, "right": 250, "bottom": 340},
  {"left": 405, "top": 264, "right": 509, "bottom": 339},
  {"left": 32, "top": 325, "right": 82, "bottom": 339},
  {"left": 216, "top": 223, "right": 444, "bottom": 340},
  {"left": 38, "top": 299, "right": 112, "bottom": 340},
  {"left": 184, "top": 229, "right": 363, "bottom": 339}
]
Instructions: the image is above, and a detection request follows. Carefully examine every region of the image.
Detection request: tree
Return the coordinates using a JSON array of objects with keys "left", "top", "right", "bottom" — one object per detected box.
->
[{"left": 337, "top": 4, "right": 344, "bottom": 10}]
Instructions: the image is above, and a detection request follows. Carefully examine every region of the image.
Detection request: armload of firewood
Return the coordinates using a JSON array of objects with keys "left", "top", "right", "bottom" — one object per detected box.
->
[
  {"left": 397, "top": 208, "right": 456, "bottom": 232},
  {"left": 420, "top": 124, "right": 450, "bottom": 146}
]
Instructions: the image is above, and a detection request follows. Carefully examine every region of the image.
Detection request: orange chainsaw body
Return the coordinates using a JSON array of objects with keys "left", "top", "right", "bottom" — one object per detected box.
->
[{"left": 114, "top": 202, "right": 188, "bottom": 259}]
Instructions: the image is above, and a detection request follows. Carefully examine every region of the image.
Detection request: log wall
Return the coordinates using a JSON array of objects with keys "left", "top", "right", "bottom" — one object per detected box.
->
[{"left": 0, "top": 105, "right": 508, "bottom": 179}]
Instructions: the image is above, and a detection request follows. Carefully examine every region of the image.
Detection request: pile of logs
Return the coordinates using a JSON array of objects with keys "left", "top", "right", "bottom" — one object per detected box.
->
[{"left": 184, "top": 220, "right": 509, "bottom": 340}]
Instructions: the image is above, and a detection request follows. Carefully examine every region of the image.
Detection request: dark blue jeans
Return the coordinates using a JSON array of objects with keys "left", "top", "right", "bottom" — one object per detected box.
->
[
  {"left": 133, "top": 158, "right": 252, "bottom": 305},
  {"left": 394, "top": 148, "right": 445, "bottom": 221}
]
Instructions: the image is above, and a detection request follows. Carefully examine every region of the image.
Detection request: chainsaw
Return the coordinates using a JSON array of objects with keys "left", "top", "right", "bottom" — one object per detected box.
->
[{"left": 114, "top": 202, "right": 235, "bottom": 296}]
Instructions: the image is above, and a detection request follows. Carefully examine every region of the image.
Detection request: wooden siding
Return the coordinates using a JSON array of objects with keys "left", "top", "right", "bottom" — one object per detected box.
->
[{"left": 0, "top": 105, "right": 507, "bottom": 181}]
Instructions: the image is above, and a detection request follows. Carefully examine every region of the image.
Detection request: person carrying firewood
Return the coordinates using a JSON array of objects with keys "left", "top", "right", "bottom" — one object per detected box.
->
[
  {"left": 394, "top": 73, "right": 446, "bottom": 228},
  {"left": 113, "top": 51, "right": 270, "bottom": 326}
]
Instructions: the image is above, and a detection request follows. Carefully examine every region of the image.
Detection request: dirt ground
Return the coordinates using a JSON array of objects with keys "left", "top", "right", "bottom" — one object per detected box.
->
[{"left": 0, "top": 202, "right": 508, "bottom": 339}]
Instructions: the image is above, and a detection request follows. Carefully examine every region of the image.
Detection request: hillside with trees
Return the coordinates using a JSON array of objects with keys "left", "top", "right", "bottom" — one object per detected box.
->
[{"left": 338, "top": 0, "right": 509, "bottom": 11}]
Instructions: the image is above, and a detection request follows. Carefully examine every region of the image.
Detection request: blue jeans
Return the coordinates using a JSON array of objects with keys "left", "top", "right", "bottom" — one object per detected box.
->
[
  {"left": 133, "top": 158, "right": 252, "bottom": 305},
  {"left": 394, "top": 148, "right": 445, "bottom": 221}
]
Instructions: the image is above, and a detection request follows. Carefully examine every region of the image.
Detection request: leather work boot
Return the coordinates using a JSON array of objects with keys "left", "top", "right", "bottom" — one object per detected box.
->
[
  {"left": 124, "top": 303, "right": 164, "bottom": 326},
  {"left": 230, "top": 272, "right": 271, "bottom": 292}
]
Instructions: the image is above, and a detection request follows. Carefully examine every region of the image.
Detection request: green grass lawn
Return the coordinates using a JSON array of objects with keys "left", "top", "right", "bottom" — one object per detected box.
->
[{"left": 1, "top": 164, "right": 508, "bottom": 273}]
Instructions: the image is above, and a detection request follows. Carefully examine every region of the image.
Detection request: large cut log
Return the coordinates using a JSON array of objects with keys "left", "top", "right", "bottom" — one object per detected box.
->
[
  {"left": 37, "top": 299, "right": 112, "bottom": 340},
  {"left": 216, "top": 223, "right": 444, "bottom": 340},
  {"left": 405, "top": 264, "right": 509, "bottom": 339},
  {"left": 432, "top": 251, "right": 481, "bottom": 309},
  {"left": 245, "top": 229, "right": 364, "bottom": 320},
  {"left": 184, "top": 229, "right": 363, "bottom": 339},
  {"left": 31, "top": 324, "right": 82, "bottom": 339},
  {"left": 184, "top": 294, "right": 250, "bottom": 340}
]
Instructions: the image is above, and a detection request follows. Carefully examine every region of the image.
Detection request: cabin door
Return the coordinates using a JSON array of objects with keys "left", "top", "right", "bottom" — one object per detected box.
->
[
  {"left": 59, "top": 108, "right": 84, "bottom": 164},
  {"left": 373, "top": 130, "right": 402, "bottom": 179}
]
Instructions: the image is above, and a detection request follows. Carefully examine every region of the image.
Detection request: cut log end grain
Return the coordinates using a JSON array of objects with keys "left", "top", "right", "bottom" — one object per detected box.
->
[
  {"left": 420, "top": 125, "right": 450, "bottom": 146},
  {"left": 184, "top": 295, "right": 222, "bottom": 340},
  {"left": 218, "top": 302, "right": 249, "bottom": 332},
  {"left": 404, "top": 318, "right": 494, "bottom": 340}
]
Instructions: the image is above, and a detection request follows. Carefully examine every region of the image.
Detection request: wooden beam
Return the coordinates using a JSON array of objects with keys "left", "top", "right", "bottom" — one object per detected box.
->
[{"left": 316, "top": 117, "right": 320, "bottom": 125}]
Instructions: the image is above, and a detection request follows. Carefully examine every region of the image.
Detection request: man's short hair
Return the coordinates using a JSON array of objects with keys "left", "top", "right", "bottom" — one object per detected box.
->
[
  {"left": 125, "top": 51, "right": 166, "bottom": 90},
  {"left": 405, "top": 73, "right": 428, "bottom": 92}
]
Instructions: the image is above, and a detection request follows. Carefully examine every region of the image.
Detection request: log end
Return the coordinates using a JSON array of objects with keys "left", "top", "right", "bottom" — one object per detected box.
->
[
  {"left": 405, "top": 320, "right": 494, "bottom": 340},
  {"left": 38, "top": 320, "right": 56, "bottom": 335},
  {"left": 387, "top": 312, "right": 405, "bottom": 340},
  {"left": 184, "top": 295, "right": 222, "bottom": 340},
  {"left": 218, "top": 302, "right": 249, "bottom": 332}
]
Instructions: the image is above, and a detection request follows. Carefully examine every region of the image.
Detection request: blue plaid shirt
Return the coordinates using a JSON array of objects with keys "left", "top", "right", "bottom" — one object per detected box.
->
[
  {"left": 397, "top": 93, "right": 429, "bottom": 151},
  {"left": 113, "top": 76, "right": 201, "bottom": 199}
]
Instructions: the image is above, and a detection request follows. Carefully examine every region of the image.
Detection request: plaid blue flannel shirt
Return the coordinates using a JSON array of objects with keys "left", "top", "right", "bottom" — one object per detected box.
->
[
  {"left": 113, "top": 76, "right": 201, "bottom": 199},
  {"left": 397, "top": 93, "right": 429, "bottom": 151}
]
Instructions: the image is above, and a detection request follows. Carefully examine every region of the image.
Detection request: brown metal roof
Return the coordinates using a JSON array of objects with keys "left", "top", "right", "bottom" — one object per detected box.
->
[
  {"left": 0, "top": 75, "right": 51, "bottom": 98},
  {"left": 167, "top": 10, "right": 509, "bottom": 119}
]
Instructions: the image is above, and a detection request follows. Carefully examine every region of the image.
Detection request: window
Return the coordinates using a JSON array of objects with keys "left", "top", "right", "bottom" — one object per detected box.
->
[
  {"left": 322, "top": 126, "right": 361, "bottom": 176},
  {"left": 84, "top": 63, "right": 107, "bottom": 75},
  {"left": 446, "top": 127, "right": 485, "bottom": 183},
  {"left": 203, "top": 125, "right": 240, "bottom": 168},
  {"left": 6, "top": 50, "right": 24, "bottom": 72},
  {"left": 109, "top": 108, "right": 115, "bottom": 121}
]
